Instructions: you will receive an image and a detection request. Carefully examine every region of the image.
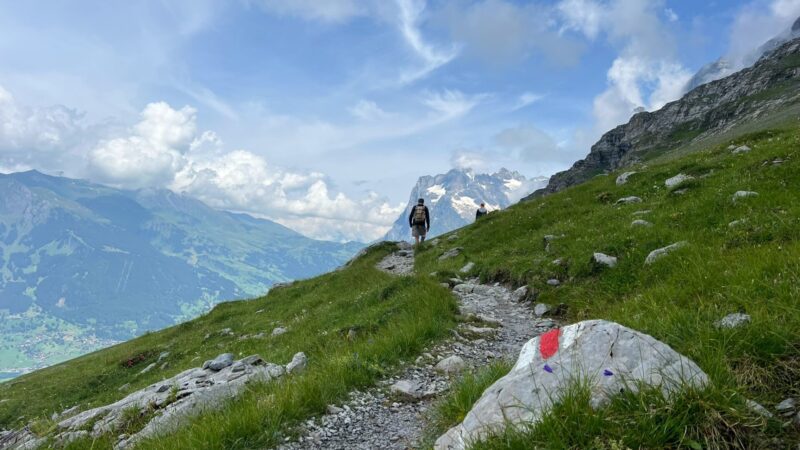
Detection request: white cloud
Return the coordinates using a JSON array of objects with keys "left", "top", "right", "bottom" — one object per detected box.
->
[
  {"left": 250, "top": 0, "right": 365, "bottom": 23},
  {"left": 396, "top": 0, "right": 459, "bottom": 84},
  {"left": 450, "top": 149, "right": 489, "bottom": 171},
  {"left": 558, "top": 0, "right": 604, "bottom": 39},
  {"left": 726, "top": 0, "right": 800, "bottom": 69},
  {"left": 513, "top": 92, "right": 544, "bottom": 111},
  {"left": 88, "top": 102, "right": 196, "bottom": 188},
  {"left": 349, "top": 100, "right": 390, "bottom": 120},
  {"left": 422, "top": 89, "right": 482, "bottom": 120},
  {"left": 494, "top": 124, "right": 567, "bottom": 163}
]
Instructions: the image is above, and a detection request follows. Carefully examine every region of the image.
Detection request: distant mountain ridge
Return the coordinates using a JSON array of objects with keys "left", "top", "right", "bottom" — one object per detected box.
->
[
  {"left": 0, "top": 171, "right": 361, "bottom": 375},
  {"left": 384, "top": 168, "right": 547, "bottom": 241},
  {"left": 527, "top": 36, "right": 800, "bottom": 199}
]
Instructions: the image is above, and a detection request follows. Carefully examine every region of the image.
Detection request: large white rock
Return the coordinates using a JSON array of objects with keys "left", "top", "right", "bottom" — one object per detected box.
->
[
  {"left": 592, "top": 253, "right": 617, "bottom": 268},
  {"left": 434, "top": 320, "right": 708, "bottom": 450},
  {"left": 435, "top": 355, "right": 466, "bottom": 374},
  {"left": 665, "top": 173, "right": 693, "bottom": 189}
]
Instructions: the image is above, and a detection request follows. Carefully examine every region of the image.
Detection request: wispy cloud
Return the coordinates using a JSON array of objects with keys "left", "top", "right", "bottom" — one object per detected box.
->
[{"left": 396, "top": 0, "right": 460, "bottom": 84}]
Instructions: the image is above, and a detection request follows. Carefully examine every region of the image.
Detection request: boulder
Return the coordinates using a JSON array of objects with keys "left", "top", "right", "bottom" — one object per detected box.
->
[
  {"left": 732, "top": 191, "right": 758, "bottom": 201},
  {"left": 591, "top": 253, "right": 617, "bottom": 268},
  {"left": 434, "top": 320, "right": 708, "bottom": 450},
  {"left": 631, "top": 219, "right": 652, "bottom": 227},
  {"left": 615, "top": 196, "right": 642, "bottom": 205},
  {"left": 205, "top": 353, "right": 234, "bottom": 371},
  {"left": 664, "top": 173, "right": 693, "bottom": 189},
  {"left": 460, "top": 262, "right": 475, "bottom": 273},
  {"left": 644, "top": 242, "right": 687, "bottom": 265},
  {"left": 286, "top": 352, "right": 308, "bottom": 374},
  {"left": 615, "top": 171, "right": 637, "bottom": 186},
  {"left": 435, "top": 355, "right": 466, "bottom": 374},
  {"left": 732, "top": 145, "right": 751, "bottom": 154},
  {"left": 714, "top": 313, "right": 751, "bottom": 329}
]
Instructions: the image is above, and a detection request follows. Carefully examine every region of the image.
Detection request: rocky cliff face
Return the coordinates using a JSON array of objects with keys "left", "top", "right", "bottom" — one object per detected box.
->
[
  {"left": 526, "top": 37, "right": 800, "bottom": 199},
  {"left": 384, "top": 168, "right": 546, "bottom": 241}
]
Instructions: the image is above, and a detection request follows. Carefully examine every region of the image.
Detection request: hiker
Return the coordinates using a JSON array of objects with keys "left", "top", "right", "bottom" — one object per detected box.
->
[
  {"left": 409, "top": 198, "right": 430, "bottom": 245},
  {"left": 476, "top": 202, "right": 488, "bottom": 220}
]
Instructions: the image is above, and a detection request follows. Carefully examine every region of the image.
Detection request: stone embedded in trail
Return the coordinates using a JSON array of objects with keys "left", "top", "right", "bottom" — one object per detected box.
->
[
  {"left": 435, "top": 355, "right": 466, "bottom": 374},
  {"left": 616, "top": 171, "right": 637, "bottom": 186},
  {"left": 533, "top": 303, "right": 551, "bottom": 317},
  {"left": 631, "top": 219, "right": 652, "bottom": 227},
  {"left": 591, "top": 253, "right": 617, "bottom": 268},
  {"left": 732, "top": 191, "right": 758, "bottom": 201},
  {"left": 732, "top": 145, "right": 751, "bottom": 154},
  {"left": 439, "top": 248, "right": 463, "bottom": 261},
  {"left": 511, "top": 286, "right": 528, "bottom": 302},
  {"left": 390, "top": 380, "right": 426, "bottom": 401},
  {"left": 286, "top": 352, "right": 308, "bottom": 374},
  {"left": 615, "top": 196, "right": 642, "bottom": 205},
  {"left": 644, "top": 242, "right": 687, "bottom": 265},
  {"left": 460, "top": 262, "right": 475, "bottom": 273},
  {"left": 546, "top": 279, "right": 560, "bottom": 287},
  {"left": 714, "top": 313, "right": 751, "bottom": 329},
  {"left": 434, "top": 320, "right": 709, "bottom": 450},
  {"left": 665, "top": 173, "right": 693, "bottom": 189}
]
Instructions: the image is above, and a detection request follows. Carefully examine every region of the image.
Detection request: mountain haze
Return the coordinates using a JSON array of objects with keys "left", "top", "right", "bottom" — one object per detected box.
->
[{"left": 0, "top": 171, "right": 361, "bottom": 376}]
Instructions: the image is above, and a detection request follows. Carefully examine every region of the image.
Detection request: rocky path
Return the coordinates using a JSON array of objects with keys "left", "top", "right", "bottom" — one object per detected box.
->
[{"left": 278, "top": 246, "right": 557, "bottom": 450}]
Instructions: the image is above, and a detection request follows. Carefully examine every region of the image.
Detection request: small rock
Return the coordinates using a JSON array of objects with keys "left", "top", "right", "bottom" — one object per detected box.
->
[
  {"left": 776, "top": 398, "right": 796, "bottom": 412},
  {"left": 327, "top": 405, "right": 344, "bottom": 415},
  {"left": 439, "top": 248, "right": 462, "bottom": 260},
  {"left": 435, "top": 355, "right": 466, "bottom": 374},
  {"left": 272, "top": 327, "right": 288, "bottom": 337},
  {"left": 592, "top": 252, "right": 617, "bottom": 268},
  {"left": 732, "top": 191, "right": 758, "bottom": 201},
  {"left": 241, "top": 354, "right": 265, "bottom": 366},
  {"left": 286, "top": 352, "right": 308, "bottom": 374},
  {"left": 219, "top": 328, "right": 234, "bottom": 336},
  {"left": 732, "top": 145, "right": 751, "bottom": 154},
  {"left": 533, "top": 303, "right": 551, "bottom": 317},
  {"left": 631, "top": 219, "right": 652, "bottom": 227},
  {"left": 430, "top": 238, "right": 440, "bottom": 246},
  {"left": 644, "top": 241, "right": 687, "bottom": 265},
  {"left": 55, "top": 430, "right": 89, "bottom": 447},
  {"left": 616, "top": 171, "right": 637, "bottom": 186},
  {"left": 546, "top": 279, "right": 560, "bottom": 287},
  {"left": 728, "top": 219, "right": 747, "bottom": 228},
  {"left": 714, "top": 313, "right": 751, "bottom": 329},
  {"left": 746, "top": 399, "right": 773, "bottom": 418},
  {"left": 631, "top": 210, "right": 651, "bottom": 216},
  {"left": 551, "top": 258, "right": 564, "bottom": 266},
  {"left": 157, "top": 351, "right": 170, "bottom": 362},
  {"left": 390, "top": 380, "right": 425, "bottom": 400},
  {"left": 510, "top": 286, "right": 528, "bottom": 302},
  {"left": 206, "top": 353, "right": 234, "bottom": 371},
  {"left": 665, "top": 173, "right": 693, "bottom": 189},
  {"left": 615, "top": 196, "right": 642, "bottom": 205},
  {"left": 118, "top": 383, "right": 130, "bottom": 392},
  {"left": 231, "top": 362, "right": 246, "bottom": 372},
  {"left": 138, "top": 363, "right": 156, "bottom": 375},
  {"left": 672, "top": 188, "right": 689, "bottom": 195},
  {"left": 460, "top": 262, "right": 475, "bottom": 273},
  {"left": 447, "top": 234, "right": 459, "bottom": 241}
]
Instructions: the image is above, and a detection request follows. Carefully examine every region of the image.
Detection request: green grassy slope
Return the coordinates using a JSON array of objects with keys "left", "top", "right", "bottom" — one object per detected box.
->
[
  {"left": 417, "top": 125, "right": 800, "bottom": 448},
  {"left": 0, "top": 243, "right": 457, "bottom": 448}
]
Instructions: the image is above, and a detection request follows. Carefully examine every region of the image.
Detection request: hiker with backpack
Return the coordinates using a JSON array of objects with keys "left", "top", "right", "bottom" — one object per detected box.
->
[
  {"left": 475, "top": 202, "right": 488, "bottom": 220},
  {"left": 409, "top": 198, "right": 430, "bottom": 245}
]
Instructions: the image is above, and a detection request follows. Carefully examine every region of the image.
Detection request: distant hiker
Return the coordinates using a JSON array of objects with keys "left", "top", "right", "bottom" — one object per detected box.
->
[
  {"left": 409, "top": 198, "right": 430, "bottom": 245},
  {"left": 476, "top": 202, "right": 488, "bottom": 220}
]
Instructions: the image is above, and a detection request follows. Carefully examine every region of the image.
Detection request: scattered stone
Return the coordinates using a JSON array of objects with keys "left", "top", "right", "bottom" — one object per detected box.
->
[
  {"left": 615, "top": 171, "right": 637, "bottom": 186},
  {"left": 55, "top": 430, "right": 89, "bottom": 447},
  {"left": 377, "top": 246, "right": 416, "bottom": 276},
  {"left": 219, "top": 328, "right": 234, "bottom": 336},
  {"left": 138, "top": 363, "right": 156, "bottom": 375},
  {"left": 435, "top": 356, "right": 466, "bottom": 374},
  {"left": 157, "top": 351, "right": 170, "bottom": 363},
  {"left": 429, "top": 238, "right": 440, "bottom": 246},
  {"left": 205, "top": 353, "right": 234, "bottom": 371},
  {"left": 672, "top": 188, "right": 689, "bottom": 195},
  {"left": 591, "top": 252, "right": 617, "bottom": 268},
  {"left": 714, "top": 313, "right": 751, "bottom": 329},
  {"left": 510, "top": 286, "right": 528, "bottom": 302},
  {"left": 551, "top": 258, "right": 564, "bottom": 266},
  {"left": 665, "top": 173, "right": 693, "bottom": 189},
  {"left": 776, "top": 398, "right": 796, "bottom": 413},
  {"left": 447, "top": 234, "right": 459, "bottom": 241},
  {"left": 631, "top": 219, "right": 652, "bottom": 227},
  {"left": 286, "top": 352, "right": 308, "bottom": 374},
  {"left": 460, "top": 262, "right": 475, "bottom": 273},
  {"left": 644, "top": 241, "right": 687, "bottom": 265},
  {"left": 326, "top": 405, "right": 344, "bottom": 415},
  {"left": 390, "top": 380, "right": 425, "bottom": 401},
  {"left": 434, "top": 320, "right": 708, "bottom": 450},
  {"left": 461, "top": 325, "right": 497, "bottom": 337},
  {"left": 118, "top": 383, "right": 131, "bottom": 392},
  {"left": 732, "top": 145, "right": 751, "bottom": 154},
  {"left": 52, "top": 405, "right": 80, "bottom": 421},
  {"left": 546, "top": 279, "right": 560, "bottom": 287},
  {"left": 533, "top": 303, "right": 551, "bottom": 317},
  {"left": 746, "top": 399, "right": 773, "bottom": 418},
  {"left": 631, "top": 210, "right": 651, "bottom": 216},
  {"left": 271, "top": 327, "right": 288, "bottom": 337},
  {"left": 732, "top": 191, "right": 758, "bottom": 201},
  {"left": 439, "top": 248, "right": 463, "bottom": 261},
  {"left": 615, "top": 196, "right": 642, "bottom": 205}
]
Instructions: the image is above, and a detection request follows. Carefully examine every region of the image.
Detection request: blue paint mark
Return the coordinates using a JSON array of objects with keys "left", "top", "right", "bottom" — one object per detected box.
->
[
  {"left": 543, "top": 364, "right": 553, "bottom": 373},
  {"left": 603, "top": 369, "right": 613, "bottom": 377}
]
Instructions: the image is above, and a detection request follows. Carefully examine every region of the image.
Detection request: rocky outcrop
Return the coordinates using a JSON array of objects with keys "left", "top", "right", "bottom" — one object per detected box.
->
[
  {"left": 525, "top": 37, "right": 800, "bottom": 200},
  {"left": 434, "top": 320, "right": 708, "bottom": 450}
]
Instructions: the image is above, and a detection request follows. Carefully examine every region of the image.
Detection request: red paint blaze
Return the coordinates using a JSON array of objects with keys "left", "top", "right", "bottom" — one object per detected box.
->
[{"left": 539, "top": 328, "right": 561, "bottom": 360}]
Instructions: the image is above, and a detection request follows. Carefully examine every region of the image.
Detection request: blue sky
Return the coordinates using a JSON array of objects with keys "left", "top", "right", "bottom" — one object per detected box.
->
[{"left": 1, "top": 0, "right": 798, "bottom": 241}]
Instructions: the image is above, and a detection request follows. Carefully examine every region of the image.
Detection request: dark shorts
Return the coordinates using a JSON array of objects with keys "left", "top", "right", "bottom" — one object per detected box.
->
[{"left": 411, "top": 224, "right": 427, "bottom": 238}]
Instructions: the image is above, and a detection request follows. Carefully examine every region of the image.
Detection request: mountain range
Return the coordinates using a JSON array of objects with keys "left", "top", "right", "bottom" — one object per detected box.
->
[
  {"left": 383, "top": 168, "right": 547, "bottom": 241},
  {"left": 0, "top": 171, "right": 361, "bottom": 377}
]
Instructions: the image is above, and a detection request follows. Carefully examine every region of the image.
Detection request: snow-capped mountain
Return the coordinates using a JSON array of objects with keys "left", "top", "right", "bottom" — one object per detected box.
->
[
  {"left": 684, "top": 15, "right": 800, "bottom": 92},
  {"left": 384, "top": 168, "right": 547, "bottom": 241}
]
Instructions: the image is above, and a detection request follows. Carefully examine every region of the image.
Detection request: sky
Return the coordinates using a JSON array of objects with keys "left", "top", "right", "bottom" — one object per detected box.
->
[{"left": 1, "top": 0, "right": 799, "bottom": 242}]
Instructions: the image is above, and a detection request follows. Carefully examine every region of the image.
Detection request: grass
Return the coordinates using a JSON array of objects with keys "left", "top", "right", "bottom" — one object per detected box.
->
[
  {"left": 0, "top": 242, "right": 458, "bottom": 448},
  {"left": 416, "top": 126, "right": 800, "bottom": 448}
]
